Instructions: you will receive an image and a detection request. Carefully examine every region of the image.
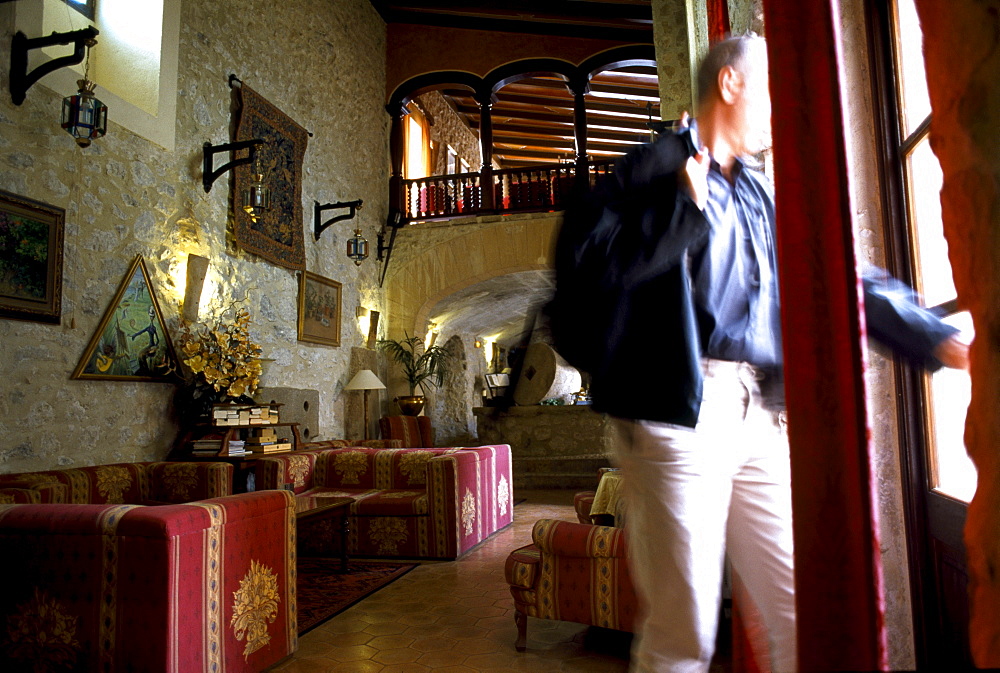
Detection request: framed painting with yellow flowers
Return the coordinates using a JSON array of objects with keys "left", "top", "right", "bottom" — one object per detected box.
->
[{"left": 72, "top": 255, "right": 180, "bottom": 382}]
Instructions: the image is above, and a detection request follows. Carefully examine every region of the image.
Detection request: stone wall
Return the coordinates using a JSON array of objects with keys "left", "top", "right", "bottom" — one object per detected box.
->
[
  {"left": 474, "top": 404, "right": 615, "bottom": 489},
  {"left": 0, "top": 0, "right": 388, "bottom": 472},
  {"left": 418, "top": 91, "right": 482, "bottom": 174}
]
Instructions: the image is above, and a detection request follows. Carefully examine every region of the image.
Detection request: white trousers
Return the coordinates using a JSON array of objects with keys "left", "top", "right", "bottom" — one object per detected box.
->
[{"left": 613, "top": 359, "right": 797, "bottom": 673}]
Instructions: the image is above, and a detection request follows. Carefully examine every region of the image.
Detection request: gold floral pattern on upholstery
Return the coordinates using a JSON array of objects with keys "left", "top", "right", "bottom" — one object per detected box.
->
[
  {"left": 161, "top": 463, "right": 199, "bottom": 501},
  {"left": 461, "top": 488, "right": 476, "bottom": 536},
  {"left": 334, "top": 451, "right": 368, "bottom": 485},
  {"left": 0, "top": 493, "right": 14, "bottom": 504},
  {"left": 498, "top": 476, "right": 510, "bottom": 517},
  {"left": 5, "top": 588, "right": 80, "bottom": 670},
  {"left": 369, "top": 517, "right": 408, "bottom": 554},
  {"left": 95, "top": 466, "right": 132, "bottom": 503},
  {"left": 287, "top": 456, "right": 310, "bottom": 488},
  {"left": 230, "top": 559, "right": 280, "bottom": 660},
  {"left": 379, "top": 491, "right": 422, "bottom": 499},
  {"left": 398, "top": 450, "right": 432, "bottom": 485}
]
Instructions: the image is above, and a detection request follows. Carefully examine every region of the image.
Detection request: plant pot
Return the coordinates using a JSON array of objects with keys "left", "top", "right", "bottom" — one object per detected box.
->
[{"left": 395, "top": 395, "right": 426, "bottom": 416}]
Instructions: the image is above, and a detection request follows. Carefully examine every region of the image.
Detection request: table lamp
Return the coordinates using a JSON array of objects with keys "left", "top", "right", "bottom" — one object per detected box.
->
[{"left": 344, "top": 369, "right": 386, "bottom": 440}]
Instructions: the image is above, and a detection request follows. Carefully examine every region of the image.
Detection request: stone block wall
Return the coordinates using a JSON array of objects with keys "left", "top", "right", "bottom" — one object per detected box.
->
[{"left": 0, "top": 0, "right": 388, "bottom": 472}]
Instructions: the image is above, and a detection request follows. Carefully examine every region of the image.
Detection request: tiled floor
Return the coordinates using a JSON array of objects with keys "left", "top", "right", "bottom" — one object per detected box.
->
[{"left": 272, "top": 489, "right": 633, "bottom": 673}]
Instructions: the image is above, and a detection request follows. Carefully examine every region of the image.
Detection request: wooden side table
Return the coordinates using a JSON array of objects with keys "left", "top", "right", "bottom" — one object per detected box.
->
[{"left": 295, "top": 495, "right": 354, "bottom": 572}]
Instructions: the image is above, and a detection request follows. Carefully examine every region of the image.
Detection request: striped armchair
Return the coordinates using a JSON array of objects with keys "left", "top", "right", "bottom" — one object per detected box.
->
[
  {"left": 505, "top": 518, "right": 638, "bottom": 651},
  {"left": 378, "top": 415, "right": 434, "bottom": 447}
]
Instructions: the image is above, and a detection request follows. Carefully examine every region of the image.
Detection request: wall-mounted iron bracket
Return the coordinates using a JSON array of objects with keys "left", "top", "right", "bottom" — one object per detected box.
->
[
  {"left": 202, "top": 138, "right": 263, "bottom": 192},
  {"left": 314, "top": 199, "right": 363, "bottom": 240},
  {"left": 10, "top": 27, "right": 100, "bottom": 106}
]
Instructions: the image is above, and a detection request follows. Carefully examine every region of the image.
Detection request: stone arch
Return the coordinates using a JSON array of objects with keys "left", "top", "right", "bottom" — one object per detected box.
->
[{"left": 383, "top": 213, "right": 562, "bottom": 341}]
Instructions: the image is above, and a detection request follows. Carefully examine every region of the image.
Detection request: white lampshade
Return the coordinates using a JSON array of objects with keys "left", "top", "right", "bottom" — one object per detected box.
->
[{"left": 344, "top": 369, "right": 386, "bottom": 391}]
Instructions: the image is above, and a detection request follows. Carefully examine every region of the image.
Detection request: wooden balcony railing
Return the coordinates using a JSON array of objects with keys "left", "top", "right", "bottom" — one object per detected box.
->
[{"left": 400, "top": 160, "right": 615, "bottom": 222}]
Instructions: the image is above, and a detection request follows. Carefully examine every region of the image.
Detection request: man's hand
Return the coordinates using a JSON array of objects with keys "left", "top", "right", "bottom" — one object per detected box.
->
[
  {"left": 681, "top": 148, "right": 710, "bottom": 211},
  {"left": 934, "top": 334, "right": 971, "bottom": 370}
]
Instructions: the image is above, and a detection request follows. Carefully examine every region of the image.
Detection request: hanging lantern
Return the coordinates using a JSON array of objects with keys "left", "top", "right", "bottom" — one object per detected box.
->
[
  {"left": 346, "top": 228, "right": 369, "bottom": 266},
  {"left": 61, "top": 78, "right": 107, "bottom": 148},
  {"left": 242, "top": 156, "right": 270, "bottom": 222}
]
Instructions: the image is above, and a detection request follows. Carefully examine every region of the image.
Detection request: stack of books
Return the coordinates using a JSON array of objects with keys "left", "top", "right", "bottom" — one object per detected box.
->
[
  {"left": 245, "top": 427, "right": 292, "bottom": 453},
  {"left": 227, "top": 439, "right": 246, "bottom": 456},
  {"left": 191, "top": 438, "right": 225, "bottom": 456},
  {"left": 212, "top": 404, "right": 280, "bottom": 426}
]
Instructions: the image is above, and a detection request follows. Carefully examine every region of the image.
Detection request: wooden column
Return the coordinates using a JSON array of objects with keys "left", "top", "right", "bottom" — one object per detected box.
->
[
  {"left": 764, "top": 0, "right": 887, "bottom": 670},
  {"left": 386, "top": 103, "right": 407, "bottom": 222},
  {"left": 477, "top": 91, "right": 495, "bottom": 211},
  {"left": 569, "top": 77, "right": 589, "bottom": 184}
]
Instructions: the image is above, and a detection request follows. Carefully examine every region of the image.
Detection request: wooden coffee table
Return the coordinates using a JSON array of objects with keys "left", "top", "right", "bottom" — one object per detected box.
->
[{"left": 295, "top": 495, "right": 354, "bottom": 572}]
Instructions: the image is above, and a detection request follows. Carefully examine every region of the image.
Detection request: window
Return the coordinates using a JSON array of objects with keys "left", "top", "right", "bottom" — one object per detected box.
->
[
  {"left": 890, "top": 0, "right": 974, "bottom": 502},
  {"left": 404, "top": 103, "right": 430, "bottom": 180},
  {"left": 446, "top": 145, "right": 457, "bottom": 175},
  {"left": 60, "top": 0, "right": 95, "bottom": 20},
  {"left": 16, "top": 0, "right": 179, "bottom": 150}
]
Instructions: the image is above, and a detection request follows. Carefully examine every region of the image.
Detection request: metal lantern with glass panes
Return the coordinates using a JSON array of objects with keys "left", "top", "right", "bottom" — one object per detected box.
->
[
  {"left": 346, "top": 229, "right": 369, "bottom": 265},
  {"left": 61, "top": 79, "right": 107, "bottom": 148},
  {"left": 242, "top": 157, "right": 270, "bottom": 222}
]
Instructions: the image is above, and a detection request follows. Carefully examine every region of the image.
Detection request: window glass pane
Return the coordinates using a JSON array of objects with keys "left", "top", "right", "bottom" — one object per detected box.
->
[
  {"left": 905, "top": 136, "right": 955, "bottom": 306},
  {"left": 405, "top": 115, "right": 426, "bottom": 180},
  {"left": 927, "top": 311, "right": 975, "bottom": 502},
  {"left": 893, "top": 0, "right": 931, "bottom": 138}
]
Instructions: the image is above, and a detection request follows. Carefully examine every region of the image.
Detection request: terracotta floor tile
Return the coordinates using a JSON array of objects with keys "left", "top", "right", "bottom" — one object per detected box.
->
[
  {"left": 286, "top": 492, "right": 639, "bottom": 673},
  {"left": 372, "top": 647, "right": 423, "bottom": 665},
  {"left": 416, "top": 650, "right": 466, "bottom": 667}
]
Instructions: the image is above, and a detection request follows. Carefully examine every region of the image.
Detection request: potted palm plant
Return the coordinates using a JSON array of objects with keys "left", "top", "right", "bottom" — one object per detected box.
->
[{"left": 378, "top": 333, "right": 452, "bottom": 416}]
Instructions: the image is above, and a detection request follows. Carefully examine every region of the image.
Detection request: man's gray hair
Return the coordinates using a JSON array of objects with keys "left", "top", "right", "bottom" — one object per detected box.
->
[{"left": 696, "top": 33, "right": 767, "bottom": 105}]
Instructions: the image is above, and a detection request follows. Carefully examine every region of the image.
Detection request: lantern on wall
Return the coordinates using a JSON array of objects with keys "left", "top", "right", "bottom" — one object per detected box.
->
[
  {"left": 241, "top": 156, "right": 271, "bottom": 222},
  {"left": 346, "top": 228, "right": 370, "bottom": 266},
  {"left": 61, "top": 77, "right": 108, "bottom": 148}
]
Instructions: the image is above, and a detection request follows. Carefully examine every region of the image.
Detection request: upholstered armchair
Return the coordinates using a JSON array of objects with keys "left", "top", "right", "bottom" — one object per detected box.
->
[
  {"left": 0, "top": 489, "right": 297, "bottom": 672},
  {"left": 505, "top": 518, "right": 639, "bottom": 651},
  {"left": 0, "top": 461, "right": 233, "bottom": 504},
  {"left": 379, "top": 415, "right": 434, "bottom": 447}
]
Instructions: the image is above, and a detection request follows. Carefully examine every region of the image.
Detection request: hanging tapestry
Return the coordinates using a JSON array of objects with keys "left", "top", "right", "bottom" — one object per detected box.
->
[{"left": 233, "top": 84, "right": 308, "bottom": 271}]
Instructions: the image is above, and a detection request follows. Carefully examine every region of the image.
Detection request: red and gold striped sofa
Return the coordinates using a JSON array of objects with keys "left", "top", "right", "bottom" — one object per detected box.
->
[
  {"left": 0, "top": 461, "right": 233, "bottom": 504},
  {"left": 505, "top": 518, "right": 639, "bottom": 651},
  {"left": 256, "top": 445, "right": 513, "bottom": 559},
  {"left": 0, "top": 489, "right": 297, "bottom": 672}
]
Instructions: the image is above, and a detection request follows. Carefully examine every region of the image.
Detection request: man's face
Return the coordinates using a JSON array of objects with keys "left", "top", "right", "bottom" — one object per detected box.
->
[{"left": 737, "top": 51, "right": 773, "bottom": 155}]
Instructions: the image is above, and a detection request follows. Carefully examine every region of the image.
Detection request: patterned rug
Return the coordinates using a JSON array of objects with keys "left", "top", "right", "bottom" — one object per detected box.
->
[{"left": 297, "top": 558, "right": 417, "bottom": 634}]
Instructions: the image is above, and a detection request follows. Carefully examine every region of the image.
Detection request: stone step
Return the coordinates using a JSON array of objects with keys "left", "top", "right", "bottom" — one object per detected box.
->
[
  {"left": 514, "top": 455, "right": 611, "bottom": 476},
  {"left": 514, "top": 472, "right": 603, "bottom": 491}
]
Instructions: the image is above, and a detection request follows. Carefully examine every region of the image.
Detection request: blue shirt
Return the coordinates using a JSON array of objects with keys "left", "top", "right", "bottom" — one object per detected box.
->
[{"left": 686, "top": 124, "right": 783, "bottom": 370}]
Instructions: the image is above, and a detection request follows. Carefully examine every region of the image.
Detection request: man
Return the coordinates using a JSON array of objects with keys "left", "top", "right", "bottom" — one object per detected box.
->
[{"left": 552, "top": 34, "right": 966, "bottom": 672}]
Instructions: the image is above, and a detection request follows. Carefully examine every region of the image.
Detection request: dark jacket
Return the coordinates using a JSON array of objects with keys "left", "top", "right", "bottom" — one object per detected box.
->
[{"left": 548, "top": 131, "right": 710, "bottom": 426}]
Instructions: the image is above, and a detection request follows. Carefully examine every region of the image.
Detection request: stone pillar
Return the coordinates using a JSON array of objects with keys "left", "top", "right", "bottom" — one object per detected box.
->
[
  {"left": 914, "top": 0, "right": 1000, "bottom": 665},
  {"left": 650, "top": 0, "right": 707, "bottom": 118}
]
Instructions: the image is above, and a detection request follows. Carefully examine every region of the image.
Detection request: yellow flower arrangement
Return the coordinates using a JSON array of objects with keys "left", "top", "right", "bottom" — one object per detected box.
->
[{"left": 179, "top": 308, "right": 263, "bottom": 400}]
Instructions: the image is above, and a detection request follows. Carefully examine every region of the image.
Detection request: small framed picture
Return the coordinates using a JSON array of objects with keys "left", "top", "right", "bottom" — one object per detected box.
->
[
  {"left": 71, "top": 255, "right": 180, "bottom": 382},
  {"left": 0, "top": 190, "right": 65, "bottom": 324},
  {"left": 297, "top": 270, "right": 341, "bottom": 347}
]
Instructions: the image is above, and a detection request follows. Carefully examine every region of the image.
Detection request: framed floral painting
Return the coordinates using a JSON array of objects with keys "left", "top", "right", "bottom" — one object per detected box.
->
[
  {"left": 0, "top": 190, "right": 65, "bottom": 324},
  {"left": 72, "top": 255, "right": 180, "bottom": 381},
  {"left": 297, "top": 271, "right": 341, "bottom": 347}
]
